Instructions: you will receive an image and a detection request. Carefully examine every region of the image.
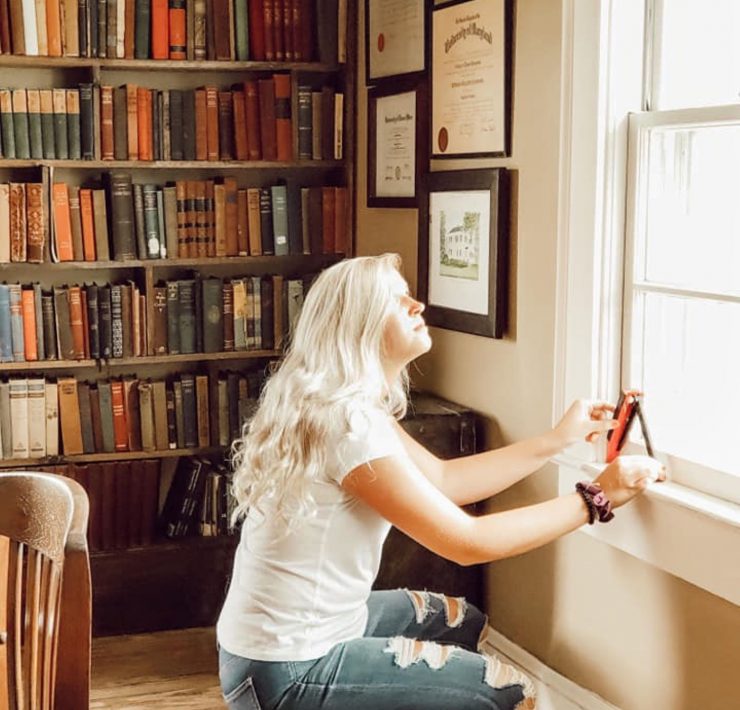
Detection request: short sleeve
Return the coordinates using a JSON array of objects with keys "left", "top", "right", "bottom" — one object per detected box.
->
[{"left": 329, "top": 409, "right": 407, "bottom": 485}]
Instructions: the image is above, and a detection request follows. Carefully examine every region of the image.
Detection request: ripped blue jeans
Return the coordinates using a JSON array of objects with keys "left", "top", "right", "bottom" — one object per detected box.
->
[{"left": 218, "top": 589, "right": 535, "bottom": 710}]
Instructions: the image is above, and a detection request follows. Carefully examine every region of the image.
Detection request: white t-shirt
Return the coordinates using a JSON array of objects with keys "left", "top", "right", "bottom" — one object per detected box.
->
[{"left": 216, "top": 409, "right": 407, "bottom": 662}]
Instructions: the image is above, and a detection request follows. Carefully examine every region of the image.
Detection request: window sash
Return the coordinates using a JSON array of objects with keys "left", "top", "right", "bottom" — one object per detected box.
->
[{"left": 624, "top": 105, "right": 740, "bottom": 504}]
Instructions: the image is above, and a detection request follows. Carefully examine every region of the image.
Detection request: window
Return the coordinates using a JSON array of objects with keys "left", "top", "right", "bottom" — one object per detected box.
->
[{"left": 621, "top": 1, "right": 740, "bottom": 503}]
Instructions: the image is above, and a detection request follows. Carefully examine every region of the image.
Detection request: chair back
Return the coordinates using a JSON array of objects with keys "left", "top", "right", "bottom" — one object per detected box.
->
[{"left": 0, "top": 473, "right": 91, "bottom": 710}]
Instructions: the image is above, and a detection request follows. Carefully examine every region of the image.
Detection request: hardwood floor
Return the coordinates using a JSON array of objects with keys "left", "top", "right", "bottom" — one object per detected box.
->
[{"left": 91, "top": 627, "right": 225, "bottom": 709}]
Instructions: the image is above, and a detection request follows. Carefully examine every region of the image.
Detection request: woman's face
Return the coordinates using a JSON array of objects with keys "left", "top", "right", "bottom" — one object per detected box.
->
[{"left": 382, "top": 276, "right": 432, "bottom": 369}]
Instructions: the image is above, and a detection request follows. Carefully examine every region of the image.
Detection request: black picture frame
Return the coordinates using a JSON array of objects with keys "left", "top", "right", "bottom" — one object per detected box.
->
[
  {"left": 429, "top": 0, "right": 514, "bottom": 158},
  {"left": 367, "top": 79, "right": 427, "bottom": 208},
  {"left": 365, "top": 0, "right": 428, "bottom": 87},
  {"left": 417, "top": 169, "right": 510, "bottom": 338}
]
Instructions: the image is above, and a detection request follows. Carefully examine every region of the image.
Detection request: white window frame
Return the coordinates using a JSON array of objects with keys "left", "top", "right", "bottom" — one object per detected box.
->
[{"left": 554, "top": 0, "right": 740, "bottom": 607}]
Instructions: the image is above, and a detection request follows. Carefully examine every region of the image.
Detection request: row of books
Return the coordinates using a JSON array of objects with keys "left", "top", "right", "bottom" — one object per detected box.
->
[
  {"left": 100, "top": 80, "right": 342, "bottom": 163},
  {"left": 0, "top": 176, "right": 348, "bottom": 263},
  {"left": 0, "top": 370, "right": 264, "bottom": 459},
  {"left": 0, "top": 273, "right": 308, "bottom": 362},
  {"left": 0, "top": 0, "right": 343, "bottom": 63},
  {"left": 0, "top": 86, "right": 94, "bottom": 160},
  {"left": 0, "top": 80, "right": 343, "bottom": 163},
  {"left": 161, "top": 455, "right": 235, "bottom": 538}
]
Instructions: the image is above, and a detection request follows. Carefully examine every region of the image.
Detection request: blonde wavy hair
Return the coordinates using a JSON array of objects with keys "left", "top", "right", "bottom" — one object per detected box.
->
[{"left": 230, "top": 253, "right": 410, "bottom": 528}]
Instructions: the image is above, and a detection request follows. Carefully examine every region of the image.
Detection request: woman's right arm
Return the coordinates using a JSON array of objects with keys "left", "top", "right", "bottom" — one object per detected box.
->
[{"left": 341, "top": 454, "right": 665, "bottom": 566}]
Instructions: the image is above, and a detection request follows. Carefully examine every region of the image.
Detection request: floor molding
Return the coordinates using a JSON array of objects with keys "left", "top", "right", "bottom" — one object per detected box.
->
[{"left": 483, "top": 628, "right": 619, "bottom": 710}]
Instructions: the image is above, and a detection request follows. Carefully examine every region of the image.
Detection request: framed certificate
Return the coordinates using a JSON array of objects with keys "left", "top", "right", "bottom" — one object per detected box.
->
[
  {"left": 366, "top": 0, "right": 427, "bottom": 85},
  {"left": 367, "top": 80, "right": 427, "bottom": 208},
  {"left": 417, "top": 168, "right": 510, "bottom": 338},
  {"left": 430, "top": 0, "right": 514, "bottom": 158}
]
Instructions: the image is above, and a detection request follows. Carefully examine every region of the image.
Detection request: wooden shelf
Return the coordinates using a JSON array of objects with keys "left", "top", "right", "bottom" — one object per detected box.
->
[
  {"left": 0, "top": 158, "right": 344, "bottom": 169},
  {"left": 0, "top": 445, "right": 225, "bottom": 468},
  {"left": 0, "top": 349, "right": 279, "bottom": 372},
  {"left": 0, "top": 55, "right": 340, "bottom": 72},
  {"left": 0, "top": 253, "right": 343, "bottom": 270},
  {"left": 91, "top": 533, "right": 237, "bottom": 559}
]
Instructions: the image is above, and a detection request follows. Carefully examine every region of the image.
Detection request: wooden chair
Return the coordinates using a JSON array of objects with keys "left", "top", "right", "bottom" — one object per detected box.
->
[{"left": 0, "top": 473, "right": 91, "bottom": 710}]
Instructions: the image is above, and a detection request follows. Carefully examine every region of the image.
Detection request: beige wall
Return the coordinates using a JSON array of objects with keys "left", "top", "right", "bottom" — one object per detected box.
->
[{"left": 356, "top": 1, "right": 740, "bottom": 709}]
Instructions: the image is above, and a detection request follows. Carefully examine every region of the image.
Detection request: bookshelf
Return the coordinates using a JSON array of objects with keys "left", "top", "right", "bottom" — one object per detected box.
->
[{"left": 0, "top": 0, "right": 356, "bottom": 634}]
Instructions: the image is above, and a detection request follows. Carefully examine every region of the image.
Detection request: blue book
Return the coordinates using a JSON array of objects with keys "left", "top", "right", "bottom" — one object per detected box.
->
[
  {"left": 0, "top": 285, "right": 12, "bottom": 362},
  {"left": 8, "top": 284, "right": 24, "bottom": 362}
]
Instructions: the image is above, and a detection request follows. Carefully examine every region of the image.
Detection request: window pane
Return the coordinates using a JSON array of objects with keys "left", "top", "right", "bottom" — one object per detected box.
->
[
  {"left": 631, "top": 291, "right": 739, "bottom": 475},
  {"left": 655, "top": 0, "right": 740, "bottom": 109},
  {"left": 642, "top": 124, "right": 740, "bottom": 295}
]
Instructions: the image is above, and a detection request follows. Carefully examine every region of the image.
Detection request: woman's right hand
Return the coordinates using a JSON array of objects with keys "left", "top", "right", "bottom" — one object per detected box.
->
[{"left": 594, "top": 455, "right": 667, "bottom": 509}]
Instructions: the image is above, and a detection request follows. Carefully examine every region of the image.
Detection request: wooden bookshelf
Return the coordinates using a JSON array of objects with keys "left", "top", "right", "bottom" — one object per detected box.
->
[{"left": 0, "top": 0, "right": 357, "bottom": 635}]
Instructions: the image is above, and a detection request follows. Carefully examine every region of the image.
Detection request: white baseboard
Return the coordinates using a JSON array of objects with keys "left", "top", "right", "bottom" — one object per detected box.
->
[{"left": 483, "top": 628, "right": 619, "bottom": 710}]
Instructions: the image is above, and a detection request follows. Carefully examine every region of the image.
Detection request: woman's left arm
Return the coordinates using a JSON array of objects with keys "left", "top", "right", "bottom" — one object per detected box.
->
[{"left": 392, "top": 399, "right": 617, "bottom": 506}]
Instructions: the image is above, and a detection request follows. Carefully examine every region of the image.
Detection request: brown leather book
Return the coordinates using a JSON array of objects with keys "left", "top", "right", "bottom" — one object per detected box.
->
[
  {"left": 236, "top": 188, "right": 249, "bottom": 255},
  {"left": 204, "top": 179, "right": 215, "bottom": 256},
  {"left": 217, "top": 90, "right": 234, "bottom": 161},
  {"left": 212, "top": 0, "right": 231, "bottom": 60},
  {"left": 25, "top": 182, "right": 45, "bottom": 263},
  {"left": 175, "top": 180, "right": 188, "bottom": 257},
  {"left": 21, "top": 288, "right": 38, "bottom": 361},
  {"left": 91, "top": 189, "right": 110, "bottom": 261},
  {"left": 152, "top": 380, "right": 168, "bottom": 450},
  {"left": 126, "top": 84, "right": 139, "bottom": 160},
  {"left": 222, "top": 281, "right": 234, "bottom": 351},
  {"left": 80, "top": 288, "right": 90, "bottom": 358},
  {"left": 120, "top": 283, "right": 133, "bottom": 357},
  {"left": 7, "top": 0, "right": 23, "bottom": 54},
  {"left": 246, "top": 187, "right": 261, "bottom": 255},
  {"left": 131, "top": 284, "right": 141, "bottom": 357},
  {"left": 52, "top": 183, "right": 74, "bottom": 261},
  {"left": 257, "top": 77, "right": 277, "bottom": 161},
  {"left": 123, "top": 376, "right": 142, "bottom": 450},
  {"left": 62, "top": 0, "right": 79, "bottom": 56},
  {"left": 45, "top": 0, "right": 63, "bottom": 56},
  {"left": 282, "top": 0, "right": 293, "bottom": 60},
  {"left": 110, "top": 379, "right": 129, "bottom": 451},
  {"left": 100, "top": 85, "right": 115, "bottom": 160},
  {"left": 321, "top": 186, "right": 335, "bottom": 254},
  {"left": 79, "top": 188, "right": 97, "bottom": 261},
  {"left": 9, "top": 183, "right": 26, "bottom": 263},
  {"left": 262, "top": 0, "right": 274, "bottom": 60},
  {"left": 58, "top": 377, "right": 84, "bottom": 455},
  {"left": 243, "top": 79, "right": 261, "bottom": 160},
  {"left": 168, "top": 0, "right": 186, "bottom": 59},
  {"left": 124, "top": 0, "right": 135, "bottom": 57},
  {"left": 68, "top": 285, "right": 86, "bottom": 359},
  {"left": 232, "top": 91, "right": 248, "bottom": 161},
  {"left": 193, "top": 179, "right": 208, "bottom": 257},
  {"left": 113, "top": 87, "right": 128, "bottom": 160},
  {"left": 0, "top": 0, "right": 10, "bottom": 54},
  {"left": 138, "top": 380, "right": 155, "bottom": 451},
  {"left": 205, "top": 86, "right": 219, "bottom": 161},
  {"left": 224, "top": 177, "right": 238, "bottom": 256},
  {"left": 137, "top": 87, "right": 153, "bottom": 161},
  {"left": 194, "top": 88, "right": 207, "bottom": 161},
  {"left": 321, "top": 86, "right": 335, "bottom": 161},
  {"left": 186, "top": 180, "right": 199, "bottom": 257},
  {"left": 334, "top": 186, "right": 348, "bottom": 256},
  {"left": 273, "top": 0, "right": 285, "bottom": 61},
  {"left": 213, "top": 183, "right": 226, "bottom": 257},
  {"left": 89, "top": 387, "right": 104, "bottom": 453},
  {"left": 273, "top": 73, "right": 292, "bottom": 161}
]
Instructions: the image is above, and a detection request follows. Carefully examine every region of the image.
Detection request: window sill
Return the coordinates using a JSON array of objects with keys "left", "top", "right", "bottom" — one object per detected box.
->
[{"left": 555, "top": 453, "right": 740, "bottom": 607}]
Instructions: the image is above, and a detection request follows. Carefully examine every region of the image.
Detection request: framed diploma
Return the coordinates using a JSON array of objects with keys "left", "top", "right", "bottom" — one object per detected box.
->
[
  {"left": 366, "top": 0, "right": 427, "bottom": 85},
  {"left": 430, "top": 0, "right": 514, "bottom": 158},
  {"left": 367, "top": 80, "right": 427, "bottom": 208},
  {"left": 417, "top": 169, "right": 510, "bottom": 338}
]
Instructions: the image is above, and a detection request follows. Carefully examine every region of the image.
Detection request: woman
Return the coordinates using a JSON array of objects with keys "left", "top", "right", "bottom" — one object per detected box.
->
[{"left": 217, "top": 254, "right": 665, "bottom": 710}]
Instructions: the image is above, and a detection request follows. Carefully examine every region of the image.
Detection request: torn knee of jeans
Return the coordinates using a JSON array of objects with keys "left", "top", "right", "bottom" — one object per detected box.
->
[
  {"left": 429, "top": 591, "right": 467, "bottom": 628},
  {"left": 482, "top": 652, "right": 536, "bottom": 708},
  {"left": 384, "top": 637, "right": 456, "bottom": 670},
  {"left": 404, "top": 589, "right": 431, "bottom": 624}
]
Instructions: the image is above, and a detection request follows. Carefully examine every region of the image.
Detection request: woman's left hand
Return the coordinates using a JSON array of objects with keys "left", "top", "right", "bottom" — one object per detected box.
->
[{"left": 553, "top": 399, "right": 618, "bottom": 448}]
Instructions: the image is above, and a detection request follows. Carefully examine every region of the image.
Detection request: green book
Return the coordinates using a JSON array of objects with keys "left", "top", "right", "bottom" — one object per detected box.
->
[
  {"left": 201, "top": 277, "right": 224, "bottom": 353},
  {"left": 39, "top": 90, "right": 55, "bottom": 159},
  {"left": 26, "top": 90, "right": 43, "bottom": 160},
  {"left": 134, "top": 0, "right": 151, "bottom": 59},
  {"left": 12, "top": 89, "right": 30, "bottom": 160},
  {"left": 234, "top": 0, "right": 249, "bottom": 60},
  {"left": 166, "top": 281, "right": 180, "bottom": 355},
  {"left": 97, "top": 381, "right": 116, "bottom": 453},
  {"left": 0, "top": 89, "right": 15, "bottom": 159},
  {"left": 270, "top": 184, "right": 289, "bottom": 256},
  {"left": 66, "top": 89, "right": 81, "bottom": 161},
  {"left": 52, "top": 89, "right": 69, "bottom": 160}
]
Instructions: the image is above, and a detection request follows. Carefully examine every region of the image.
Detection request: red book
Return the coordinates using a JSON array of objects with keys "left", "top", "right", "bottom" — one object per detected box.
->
[
  {"left": 100, "top": 85, "right": 115, "bottom": 160},
  {"left": 257, "top": 77, "right": 277, "bottom": 161},
  {"left": 273, "top": 73, "right": 292, "bottom": 161},
  {"left": 110, "top": 380, "right": 129, "bottom": 452},
  {"left": 79, "top": 188, "right": 97, "bottom": 261},
  {"left": 205, "top": 86, "right": 219, "bottom": 161},
  {"left": 262, "top": 0, "right": 274, "bottom": 60},
  {"left": 321, "top": 186, "right": 335, "bottom": 254},
  {"left": 272, "top": 0, "right": 283, "bottom": 61},
  {"left": 243, "top": 80, "right": 261, "bottom": 160},
  {"left": 151, "top": 0, "right": 170, "bottom": 59},
  {"left": 169, "top": 0, "right": 187, "bottom": 59},
  {"left": 21, "top": 289, "right": 38, "bottom": 361},
  {"left": 52, "top": 183, "right": 74, "bottom": 262},
  {"left": 137, "top": 88, "right": 153, "bottom": 161},
  {"left": 248, "top": 0, "right": 265, "bottom": 60},
  {"left": 232, "top": 91, "right": 248, "bottom": 160}
]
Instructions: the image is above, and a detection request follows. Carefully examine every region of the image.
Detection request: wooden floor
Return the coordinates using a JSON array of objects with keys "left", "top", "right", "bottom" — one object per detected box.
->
[{"left": 91, "top": 627, "right": 224, "bottom": 709}]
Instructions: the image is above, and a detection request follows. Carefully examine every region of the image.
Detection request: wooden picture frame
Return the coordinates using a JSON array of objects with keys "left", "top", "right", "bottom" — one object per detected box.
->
[
  {"left": 417, "top": 169, "right": 510, "bottom": 338},
  {"left": 367, "top": 80, "right": 427, "bottom": 208},
  {"left": 365, "top": 0, "right": 427, "bottom": 86},
  {"left": 430, "top": 0, "right": 514, "bottom": 158}
]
